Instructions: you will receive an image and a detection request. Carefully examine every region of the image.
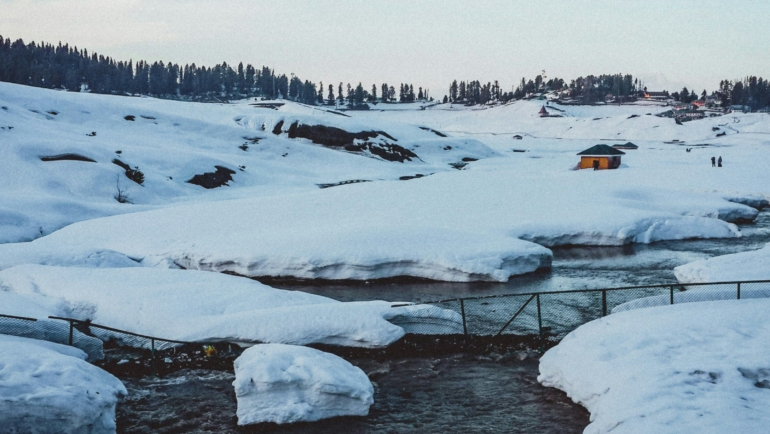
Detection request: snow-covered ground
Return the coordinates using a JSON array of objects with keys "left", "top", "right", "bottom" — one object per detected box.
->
[
  {"left": 2, "top": 82, "right": 769, "bottom": 282},
  {"left": 0, "top": 265, "right": 461, "bottom": 348},
  {"left": 0, "top": 334, "right": 126, "bottom": 433},
  {"left": 539, "top": 299, "right": 770, "bottom": 434},
  {"left": 233, "top": 344, "right": 373, "bottom": 425},
  {"left": 674, "top": 242, "right": 770, "bottom": 283}
]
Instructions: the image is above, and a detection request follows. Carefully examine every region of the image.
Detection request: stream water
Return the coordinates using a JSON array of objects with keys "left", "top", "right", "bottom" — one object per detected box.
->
[
  {"left": 278, "top": 210, "right": 770, "bottom": 303},
  {"left": 117, "top": 211, "right": 769, "bottom": 433}
]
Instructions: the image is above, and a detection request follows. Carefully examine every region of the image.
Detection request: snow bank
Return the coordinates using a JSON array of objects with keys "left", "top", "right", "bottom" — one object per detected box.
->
[
  {"left": 539, "top": 299, "right": 770, "bottom": 434},
  {"left": 0, "top": 334, "right": 126, "bottom": 433},
  {"left": 0, "top": 265, "right": 461, "bottom": 347},
  {"left": 612, "top": 283, "right": 770, "bottom": 313},
  {"left": 674, "top": 242, "right": 770, "bottom": 283},
  {"left": 233, "top": 344, "right": 373, "bottom": 425}
]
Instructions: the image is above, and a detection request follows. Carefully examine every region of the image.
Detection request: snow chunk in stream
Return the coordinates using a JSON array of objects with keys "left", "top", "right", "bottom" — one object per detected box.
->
[
  {"left": 0, "top": 335, "right": 126, "bottom": 434},
  {"left": 539, "top": 299, "right": 770, "bottom": 434},
  {"left": 233, "top": 344, "right": 373, "bottom": 425}
]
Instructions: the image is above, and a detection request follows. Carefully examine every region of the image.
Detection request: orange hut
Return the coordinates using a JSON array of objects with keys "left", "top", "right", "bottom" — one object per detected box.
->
[{"left": 577, "top": 145, "right": 625, "bottom": 170}]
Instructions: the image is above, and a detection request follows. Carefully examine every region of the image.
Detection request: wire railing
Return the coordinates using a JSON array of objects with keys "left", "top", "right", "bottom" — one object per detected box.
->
[
  {"left": 407, "top": 280, "right": 770, "bottom": 338},
  {"left": 3, "top": 279, "right": 770, "bottom": 370}
]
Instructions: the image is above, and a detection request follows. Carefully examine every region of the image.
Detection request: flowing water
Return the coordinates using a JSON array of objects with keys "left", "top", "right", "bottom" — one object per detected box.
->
[
  {"left": 117, "top": 211, "right": 769, "bottom": 433},
  {"left": 278, "top": 210, "right": 770, "bottom": 303}
]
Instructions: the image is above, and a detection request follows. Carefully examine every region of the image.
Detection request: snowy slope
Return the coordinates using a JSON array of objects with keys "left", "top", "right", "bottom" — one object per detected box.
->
[{"left": 2, "top": 82, "right": 769, "bottom": 282}]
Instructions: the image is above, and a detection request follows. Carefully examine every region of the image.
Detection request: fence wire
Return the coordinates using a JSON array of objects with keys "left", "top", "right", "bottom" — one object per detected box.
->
[{"left": 411, "top": 280, "right": 770, "bottom": 339}]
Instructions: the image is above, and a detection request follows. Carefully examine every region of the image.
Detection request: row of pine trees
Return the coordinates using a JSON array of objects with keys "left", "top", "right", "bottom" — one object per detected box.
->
[
  {"left": 0, "top": 36, "right": 427, "bottom": 106},
  {"left": 2, "top": 35, "right": 769, "bottom": 111}
]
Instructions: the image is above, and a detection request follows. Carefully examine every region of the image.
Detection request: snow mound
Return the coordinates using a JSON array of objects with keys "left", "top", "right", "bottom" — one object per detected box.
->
[
  {"left": 0, "top": 334, "right": 126, "bottom": 434},
  {"left": 0, "top": 265, "right": 461, "bottom": 347},
  {"left": 612, "top": 283, "right": 770, "bottom": 313},
  {"left": 539, "top": 299, "right": 770, "bottom": 434},
  {"left": 674, "top": 242, "right": 770, "bottom": 283},
  {"left": 233, "top": 344, "right": 373, "bottom": 425}
]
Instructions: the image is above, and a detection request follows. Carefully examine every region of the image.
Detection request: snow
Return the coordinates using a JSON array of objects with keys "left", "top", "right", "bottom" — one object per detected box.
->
[
  {"left": 674, "top": 242, "right": 770, "bottom": 283},
  {"left": 2, "top": 82, "right": 769, "bottom": 282},
  {"left": 538, "top": 299, "right": 770, "bottom": 434},
  {"left": 0, "top": 334, "right": 126, "bottom": 433},
  {"left": 233, "top": 344, "right": 373, "bottom": 425},
  {"left": 0, "top": 265, "right": 462, "bottom": 347}
]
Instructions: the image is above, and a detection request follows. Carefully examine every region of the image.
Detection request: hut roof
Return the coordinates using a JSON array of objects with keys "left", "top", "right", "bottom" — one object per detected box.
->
[
  {"left": 539, "top": 106, "right": 548, "bottom": 114},
  {"left": 577, "top": 144, "right": 626, "bottom": 156}
]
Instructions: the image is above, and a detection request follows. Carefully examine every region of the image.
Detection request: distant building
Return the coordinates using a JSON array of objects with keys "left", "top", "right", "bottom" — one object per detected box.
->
[
  {"left": 612, "top": 142, "right": 638, "bottom": 150},
  {"left": 539, "top": 106, "right": 549, "bottom": 117},
  {"left": 643, "top": 91, "right": 669, "bottom": 100},
  {"left": 577, "top": 145, "right": 625, "bottom": 170}
]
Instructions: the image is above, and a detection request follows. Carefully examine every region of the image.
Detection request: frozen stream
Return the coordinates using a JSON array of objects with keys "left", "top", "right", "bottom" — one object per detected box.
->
[{"left": 279, "top": 210, "right": 770, "bottom": 303}]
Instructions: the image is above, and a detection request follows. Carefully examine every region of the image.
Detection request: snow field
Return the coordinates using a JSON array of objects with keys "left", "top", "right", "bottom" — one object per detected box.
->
[
  {"left": 0, "top": 335, "right": 126, "bottom": 434},
  {"left": 538, "top": 299, "right": 770, "bottom": 434},
  {"left": 233, "top": 344, "right": 374, "bottom": 425}
]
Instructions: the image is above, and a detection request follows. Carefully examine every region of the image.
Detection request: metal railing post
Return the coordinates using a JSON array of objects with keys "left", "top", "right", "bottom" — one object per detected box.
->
[
  {"left": 68, "top": 321, "right": 74, "bottom": 346},
  {"left": 459, "top": 299, "right": 468, "bottom": 335},
  {"left": 602, "top": 290, "right": 607, "bottom": 316},
  {"left": 737, "top": 282, "right": 741, "bottom": 300},
  {"left": 536, "top": 294, "right": 543, "bottom": 335},
  {"left": 151, "top": 338, "right": 157, "bottom": 377},
  {"left": 670, "top": 286, "right": 674, "bottom": 305}
]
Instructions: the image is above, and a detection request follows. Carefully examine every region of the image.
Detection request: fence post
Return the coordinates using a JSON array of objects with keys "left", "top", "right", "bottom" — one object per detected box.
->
[
  {"left": 151, "top": 338, "right": 157, "bottom": 377},
  {"left": 459, "top": 299, "right": 468, "bottom": 335},
  {"left": 737, "top": 282, "right": 741, "bottom": 300},
  {"left": 601, "top": 290, "right": 607, "bottom": 317},
  {"left": 670, "top": 286, "right": 674, "bottom": 305},
  {"left": 68, "top": 321, "right": 74, "bottom": 346},
  {"left": 536, "top": 294, "right": 543, "bottom": 336}
]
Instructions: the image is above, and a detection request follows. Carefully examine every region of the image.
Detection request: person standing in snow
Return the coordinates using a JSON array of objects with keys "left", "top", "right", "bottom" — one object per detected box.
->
[
  {"left": 711, "top": 156, "right": 716, "bottom": 167},
  {"left": 718, "top": 156, "right": 723, "bottom": 167}
]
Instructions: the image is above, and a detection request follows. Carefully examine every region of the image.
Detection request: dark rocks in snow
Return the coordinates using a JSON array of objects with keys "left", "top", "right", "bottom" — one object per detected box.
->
[
  {"left": 271, "top": 120, "right": 284, "bottom": 135},
  {"left": 317, "top": 179, "right": 371, "bottom": 189},
  {"left": 124, "top": 115, "right": 135, "bottom": 121},
  {"left": 399, "top": 174, "right": 426, "bottom": 181},
  {"left": 87, "top": 131, "right": 97, "bottom": 136},
  {"left": 239, "top": 144, "right": 248, "bottom": 151},
  {"left": 449, "top": 162, "right": 468, "bottom": 170},
  {"left": 285, "top": 122, "right": 417, "bottom": 162},
  {"left": 187, "top": 166, "right": 236, "bottom": 189},
  {"left": 40, "top": 153, "right": 96, "bottom": 163},
  {"left": 419, "top": 126, "right": 448, "bottom": 137},
  {"left": 112, "top": 159, "right": 145, "bottom": 185},
  {"left": 47, "top": 110, "right": 58, "bottom": 116},
  {"left": 140, "top": 115, "right": 156, "bottom": 120},
  {"left": 461, "top": 157, "right": 478, "bottom": 162}
]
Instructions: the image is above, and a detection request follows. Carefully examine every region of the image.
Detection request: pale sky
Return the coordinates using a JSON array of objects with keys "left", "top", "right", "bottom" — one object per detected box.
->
[{"left": 2, "top": 0, "right": 768, "bottom": 97}]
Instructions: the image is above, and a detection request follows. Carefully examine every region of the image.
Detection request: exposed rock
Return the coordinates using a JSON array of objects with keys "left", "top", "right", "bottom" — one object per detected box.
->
[
  {"left": 40, "top": 153, "right": 96, "bottom": 163},
  {"left": 187, "top": 166, "right": 236, "bottom": 189}
]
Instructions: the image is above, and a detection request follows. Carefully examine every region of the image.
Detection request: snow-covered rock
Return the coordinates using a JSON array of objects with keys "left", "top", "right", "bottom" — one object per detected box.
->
[
  {"left": 0, "top": 334, "right": 126, "bottom": 433},
  {"left": 539, "top": 299, "right": 770, "bottom": 434},
  {"left": 233, "top": 344, "right": 373, "bottom": 425},
  {"left": 674, "top": 242, "right": 770, "bottom": 283},
  {"left": 0, "top": 265, "right": 462, "bottom": 347}
]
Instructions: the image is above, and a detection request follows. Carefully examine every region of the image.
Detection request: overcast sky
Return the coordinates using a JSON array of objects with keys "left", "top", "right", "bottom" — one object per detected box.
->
[{"left": 2, "top": 0, "right": 768, "bottom": 97}]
